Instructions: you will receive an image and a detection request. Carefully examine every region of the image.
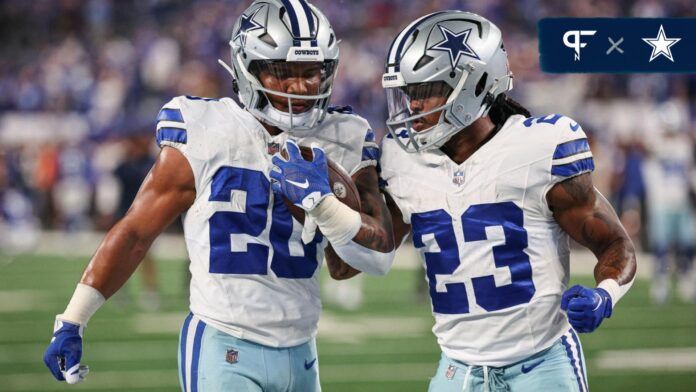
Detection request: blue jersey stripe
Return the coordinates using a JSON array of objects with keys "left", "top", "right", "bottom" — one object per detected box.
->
[
  {"left": 281, "top": 0, "right": 302, "bottom": 46},
  {"left": 362, "top": 146, "right": 380, "bottom": 161},
  {"left": 157, "top": 108, "right": 184, "bottom": 123},
  {"left": 190, "top": 320, "right": 206, "bottom": 392},
  {"left": 561, "top": 334, "right": 585, "bottom": 392},
  {"left": 551, "top": 157, "right": 594, "bottom": 177},
  {"left": 179, "top": 313, "right": 192, "bottom": 392},
  {"left": 553, "top": 138, "right": 590, "bottom": 159},
  {"left": 157, "top": 127, "right": 187, "bottom": 145},
  {"left": 390, "top": 11, "right": 447, "bottom": 71}
]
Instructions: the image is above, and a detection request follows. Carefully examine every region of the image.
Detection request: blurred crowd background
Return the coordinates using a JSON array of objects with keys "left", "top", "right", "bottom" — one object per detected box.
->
[{"left": 1, "top": 0, "right": 696, "bottom": 303}]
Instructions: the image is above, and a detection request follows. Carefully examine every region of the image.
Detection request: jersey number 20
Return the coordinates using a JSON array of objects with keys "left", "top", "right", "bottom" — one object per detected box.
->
[
  {"left": 208, "top": 166, "right": 322, "bottom": 279},
  {"left": 412, "top": 202, "right": 536, "bottom": 314}
]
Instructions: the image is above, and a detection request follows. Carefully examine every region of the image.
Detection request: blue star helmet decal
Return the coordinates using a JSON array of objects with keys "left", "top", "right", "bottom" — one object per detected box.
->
[
  {"left": 430, "top": 24, "right": 480, "bottom": 69},
  {"left": 234, "top": 7, "right": 264, "bottom": 47}
]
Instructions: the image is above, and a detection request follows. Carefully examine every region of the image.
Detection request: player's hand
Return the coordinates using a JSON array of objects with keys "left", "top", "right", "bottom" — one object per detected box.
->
[
  {"left": 43, "top": 318, "right": 89, "bottom": 384},
  {"left": 561, "top": 285, "right": 613, "bottom": 333},
  {"left": 271, "top": 140, "right": 331, "bottom": 211}
]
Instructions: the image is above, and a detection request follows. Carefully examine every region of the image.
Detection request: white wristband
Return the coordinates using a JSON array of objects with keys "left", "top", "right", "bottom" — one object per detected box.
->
[
  {"left": 308, "top": 195, "right": 361, "bottom": 246},
  {"left": 58, "top": 283, "right": 106, "bottom": 326},
  {"left": 597, "top": 278, "right": 634, "bottom": 306}
]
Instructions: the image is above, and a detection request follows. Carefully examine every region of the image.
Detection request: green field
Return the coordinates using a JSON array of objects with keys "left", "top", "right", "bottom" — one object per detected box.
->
[{"left": 1, "top": 254, "right": 695, "bottom": 391}]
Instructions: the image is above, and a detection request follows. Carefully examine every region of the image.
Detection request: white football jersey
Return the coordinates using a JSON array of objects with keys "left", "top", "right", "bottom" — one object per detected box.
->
[
  {"left": 380, "top": 114, "right": 594, "bottom": 366},
  {"left": 156, "top": 96, "right": 377, "bottom": 347}
]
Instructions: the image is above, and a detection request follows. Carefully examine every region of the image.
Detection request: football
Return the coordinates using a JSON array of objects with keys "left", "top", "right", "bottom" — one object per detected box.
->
[{"left": 281, "top": 146, "right": 361, "bottom": 223}]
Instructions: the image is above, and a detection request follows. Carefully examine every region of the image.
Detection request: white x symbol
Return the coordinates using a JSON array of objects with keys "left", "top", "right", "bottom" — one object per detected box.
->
[{"left": 606, "top": 37, "right": 624, "bottom": 55}]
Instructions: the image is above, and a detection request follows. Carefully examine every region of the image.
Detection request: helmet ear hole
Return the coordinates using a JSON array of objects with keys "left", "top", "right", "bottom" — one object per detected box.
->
[
  {"left": 258, "top": 33, "right": 278, "bottom": 48},
  {"left": 414, "top": 55, "right": 434, "bottom": 71},
  {"left": 475, "top": 72, "right": 488, "bottom": 97}
]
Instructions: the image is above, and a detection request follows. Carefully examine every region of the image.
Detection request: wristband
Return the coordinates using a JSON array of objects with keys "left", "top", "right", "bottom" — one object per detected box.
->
[
  {"left": 58, "top": 283, "right": 106, "bottom": 326},
  {"left": 308, "top": 195, "right": 361, "bottom": 246},
  {"left": 597, "top": 278, "right": 634, "bottom": 306}
]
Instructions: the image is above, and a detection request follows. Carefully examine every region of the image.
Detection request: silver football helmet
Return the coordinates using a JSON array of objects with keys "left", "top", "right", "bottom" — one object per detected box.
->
[
  {"left": 382, "top": 11, "right": 513, "bottom": 152},
  {"left": 220, "top": 0, "right": 339, "bottom": 133}
]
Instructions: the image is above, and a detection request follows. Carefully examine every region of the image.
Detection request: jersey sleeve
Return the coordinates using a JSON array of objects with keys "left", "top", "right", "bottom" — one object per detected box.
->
[
  {"left": 153, "top": 96, "right": 213, "bottom": 194},
  {"left": 356, "top": 127, "right": 380, "bottom": 172},
  {"left": 547, "top": 116, "right": 594, "bottom": 185},
  {"left": 155, "top": 96, "right": 189, "bottom": 153}
]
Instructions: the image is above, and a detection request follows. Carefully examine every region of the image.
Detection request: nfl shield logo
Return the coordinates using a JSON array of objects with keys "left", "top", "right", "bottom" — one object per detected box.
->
[
  {"left": 267, "top": 142, "right": 280, "bottom": 155},
  {"left": 452, "top": 171, "right": 465, "bottom": 186},
  {"left": 446, "top": 364, "right": 457, "bottom": 379},
  {"left": 226, "top": 349, "right": 239, "bottom": 364}
]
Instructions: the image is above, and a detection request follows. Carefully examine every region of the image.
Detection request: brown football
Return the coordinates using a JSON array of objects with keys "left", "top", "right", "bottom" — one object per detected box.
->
[{"left": 281, "top": 146, "right": 361, "bottom": 223}]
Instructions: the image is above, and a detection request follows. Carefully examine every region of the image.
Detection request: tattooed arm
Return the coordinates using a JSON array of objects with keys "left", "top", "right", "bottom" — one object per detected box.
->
[
  {"left": 547, "top": 172, "right": 636, "bottom": 332},
  {"left": 547, "top": 172, "right": 636, "bottom": 285},
  {"left": 351, "top": 166, "right": 396, "bottom": 252},
  {"left": 324, "top": 166, "right": 395, "bottom": 280}
]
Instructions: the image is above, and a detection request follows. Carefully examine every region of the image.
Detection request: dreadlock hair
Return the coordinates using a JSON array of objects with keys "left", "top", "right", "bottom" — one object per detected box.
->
[{"left": 487, "top": 93, "right": 531, "bottom": 127}]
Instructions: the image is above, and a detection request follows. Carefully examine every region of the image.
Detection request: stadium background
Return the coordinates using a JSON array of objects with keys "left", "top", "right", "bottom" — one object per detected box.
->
[{"left": 1, "top": 0, "right": 696, "bottom": 391}]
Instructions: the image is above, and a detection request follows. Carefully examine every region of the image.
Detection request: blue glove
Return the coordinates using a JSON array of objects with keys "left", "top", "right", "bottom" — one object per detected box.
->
[
  {"left": 43, "top": 319, "right": 89, "bottom": 384},
  {"left": 561, "top": 285, "right": 613, "bottom": 333},
  {"left": 271, "top": 140, "right": 332, "bottom": 211}
]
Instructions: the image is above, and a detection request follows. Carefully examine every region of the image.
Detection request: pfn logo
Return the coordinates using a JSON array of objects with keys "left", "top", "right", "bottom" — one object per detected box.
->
[{"left": 563, "top": 30, "right": 596, "bottom": 61}]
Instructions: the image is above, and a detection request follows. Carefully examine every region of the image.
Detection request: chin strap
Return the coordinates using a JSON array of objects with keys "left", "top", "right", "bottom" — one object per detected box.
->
[
  {"left": 260, "top": 103, "right": 320, "bottom": 132},
  {"left": 219, "top": 57, "right": 324, "bottom": 132}
]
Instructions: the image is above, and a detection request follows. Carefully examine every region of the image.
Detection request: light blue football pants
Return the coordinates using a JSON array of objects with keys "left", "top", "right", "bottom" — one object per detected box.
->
[
  {"left": 178, "top": 313, "right": 321, "bottom": 392},
  {"left": 429, "top": 328, "right": 589, "bottom": 392}
]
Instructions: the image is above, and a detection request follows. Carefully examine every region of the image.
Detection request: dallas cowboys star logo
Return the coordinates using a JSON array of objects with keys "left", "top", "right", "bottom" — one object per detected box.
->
[
  {"left": 233, "top": 7, "right": 263, "bottom": 47},
  {"left": 642, "top": 24, "right": 681, "bottom": 62},
  {"left": 431, "top": 25, "right": 480, "bottom": 69}
]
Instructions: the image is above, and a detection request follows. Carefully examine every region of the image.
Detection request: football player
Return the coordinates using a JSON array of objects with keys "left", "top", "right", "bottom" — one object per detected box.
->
[
  {"left": 379, "top": 11, "right": 636, "bottom": 391},
  {"left": 43, "top": 1, "right": 394, "bottom": 391}
]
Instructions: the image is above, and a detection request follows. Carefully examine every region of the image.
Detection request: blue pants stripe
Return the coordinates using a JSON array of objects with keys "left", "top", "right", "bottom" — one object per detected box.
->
[
  {"left": 190, "top": 320, "right": 206, "bottom": 392},
  {"left": 569, "top": 329, "right": 589, "bottom": 391},
  {"left": 180, "top": 313, "right": 193, "bottom": 392},
  {"left": 561, "top": 331, "right": 586, "bottom": 392}
]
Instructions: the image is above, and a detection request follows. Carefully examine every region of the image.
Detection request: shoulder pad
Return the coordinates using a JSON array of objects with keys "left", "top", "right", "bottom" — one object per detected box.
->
[
  {"left": 327, "top": 105, "right": 355, "bottom": 115},
  {"left": 183, "top": 95, "right": 221, "bottom": 102},
  {"left": 522, "top": 114, "right": 584, "bottom": 134}
]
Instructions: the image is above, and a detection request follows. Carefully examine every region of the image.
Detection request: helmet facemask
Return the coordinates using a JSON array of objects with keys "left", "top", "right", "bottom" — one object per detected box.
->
[
  {"left": 242, "top": 58, "right": 338, "bottom": 132},
  {"left": 385, "top": 80, "right": 462, "bottom": 153}
]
